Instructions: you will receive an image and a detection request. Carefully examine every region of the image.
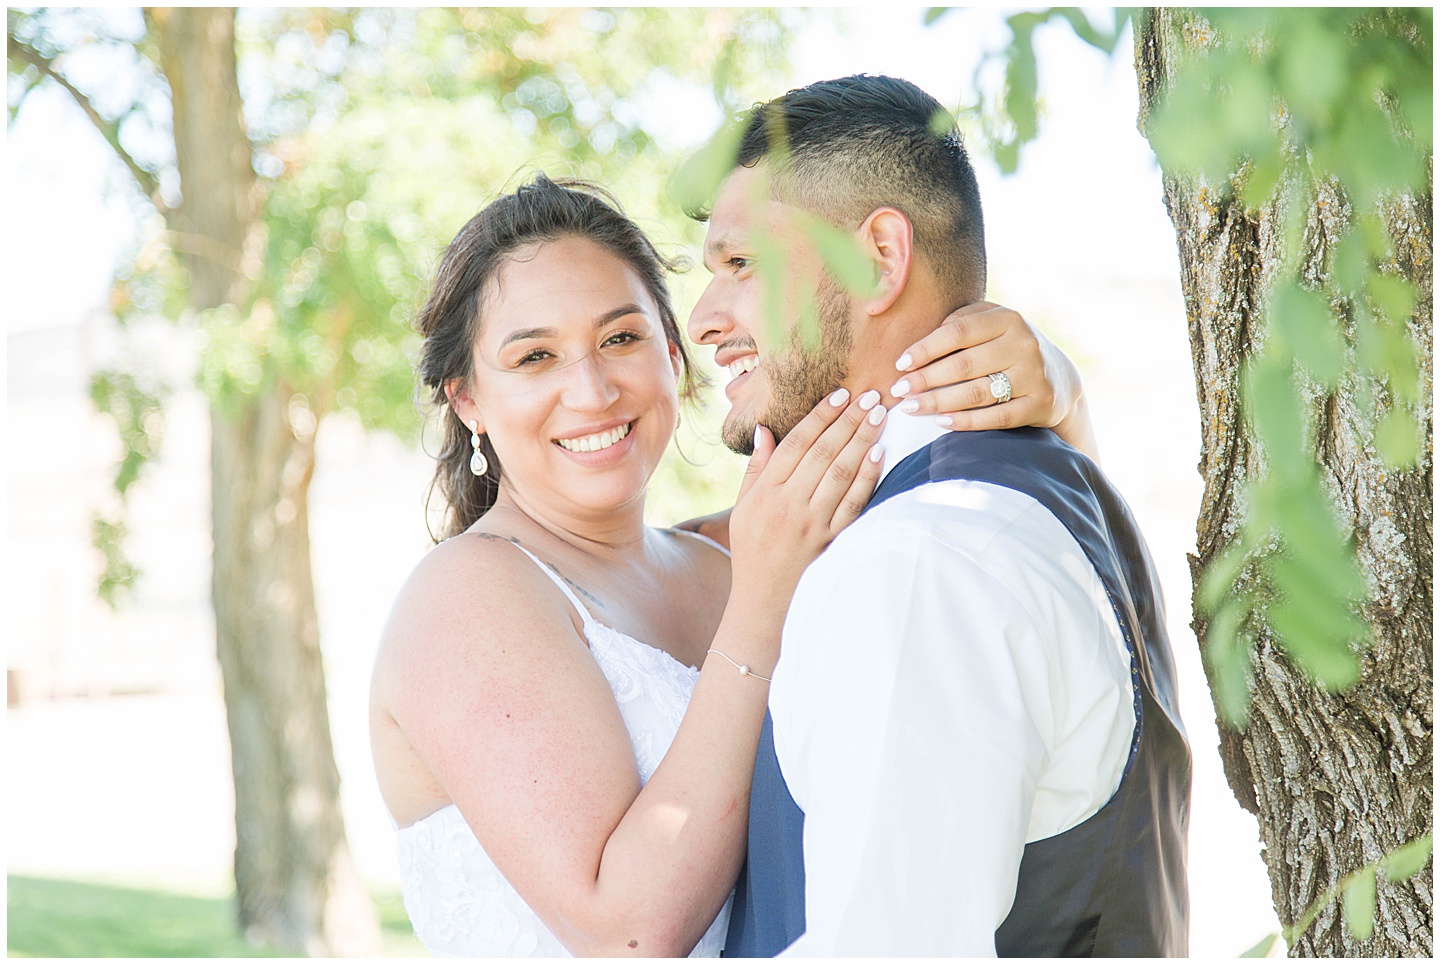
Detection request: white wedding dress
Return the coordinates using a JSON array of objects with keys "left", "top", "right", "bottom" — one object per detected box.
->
[{"left": 395, "top": 543, "right": 732, "bottom": 957}]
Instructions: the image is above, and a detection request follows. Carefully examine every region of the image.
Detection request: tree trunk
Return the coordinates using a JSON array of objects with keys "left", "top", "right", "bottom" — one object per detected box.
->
[
  {"left": 1135, "top": 9, "right": 1433, "bottom": 956},
  {"left": 210, "top": 387, "right": 377, "bottom": 955},
  {"left": 152, "top": 7, "right": 378, "bottom": 954}
]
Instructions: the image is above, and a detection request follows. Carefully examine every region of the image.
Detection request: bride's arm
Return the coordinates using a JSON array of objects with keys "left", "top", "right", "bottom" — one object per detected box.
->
[{"left": 377, "top": 391, "right": 884, "bottom": 956}]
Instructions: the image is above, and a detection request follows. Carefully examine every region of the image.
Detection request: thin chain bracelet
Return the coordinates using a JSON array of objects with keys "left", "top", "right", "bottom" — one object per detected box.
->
[{"left": 707, "top": 649, "right": 772, "bottom": 682}]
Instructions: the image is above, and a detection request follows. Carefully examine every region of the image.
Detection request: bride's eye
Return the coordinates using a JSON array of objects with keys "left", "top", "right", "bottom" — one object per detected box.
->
[
  {"left": 516, "top": 348, "right": 553, "bottom": 366},
  {"left": 602, "top": 331, "right": 643, "bottom": 348}
]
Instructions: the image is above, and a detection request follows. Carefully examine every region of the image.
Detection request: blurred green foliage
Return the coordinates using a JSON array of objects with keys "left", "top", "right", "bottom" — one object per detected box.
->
[
  {"left": 1145, "top": 7, "right": 1431, "bottom": 715},
  {"left": 927, "top": 7, "right": 1133, "bottom": 173},
  {"left": 9, "top": 7, "right": 819, "bottom": 588},
  {"left": 87, "top": 369, "right": 168, "bottom": 604}
]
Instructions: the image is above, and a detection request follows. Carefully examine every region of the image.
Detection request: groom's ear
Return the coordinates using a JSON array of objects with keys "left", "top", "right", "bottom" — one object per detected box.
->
[{"left": 856, "top": 206, "right": 913, "bottom": 317}]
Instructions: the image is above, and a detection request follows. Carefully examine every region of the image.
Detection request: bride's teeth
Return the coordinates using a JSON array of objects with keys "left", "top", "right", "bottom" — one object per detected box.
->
[{"left": 558, "top": 422, "right": 631, "bottom": 453}]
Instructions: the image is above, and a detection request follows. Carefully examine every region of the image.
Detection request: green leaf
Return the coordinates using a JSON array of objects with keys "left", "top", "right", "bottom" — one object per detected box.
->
[
  {"left": 1382, "top": 834, "right": 1433, "bottom": 882},
  {"left": 1206, "top": 6, "right": 1273, "bottom": 38},
  {"left": 1149, "top": 57, "right": 1243, "bottom": 179},
  {"left": 1368, "top": 274, "right": 1418, "bottom": 326},
  {"left": 1374, "top": 409, "right": 1420, "bottom": 467},
  {"left": 1329, "top": 228, "right": 1373, "bottom": 295},
  {"left": 1199, "top": 544, "right": 1248, "bottom": 614},
  {"left": 1243, "top": 354, "right": 1308, "bottom": 477},
  {"left": 1204, "top": 601, "right": 1254, "bottom": 727},
  {"left": 1275, "top": 19, "right": 1347, "bottom": 127},
  {"left": 1222, "top": 59, "right": 1280, "bottom": 158},
  {"left": 1240, "top": 933, "right": 1280, "bottom": 958},
  {"left": 922, "top": 7, "right": 953, "bottom": 27},
  {"left": 1270, "top": 481, "right": 1367, "bottom": 599},
  {"left": 1240, "top": 153, "right": 1285, "bottom": 211},
  {"left": 754, "top": 228, "right": 793, "bottom": 352},
  {"left": 1243, "top": 477, "right": 1281, "bottom": 542},
  {"left": 1002, "top": 25, "right": 1039, "bottom": 146},
  {"left": 1052, "top": 8, "right": 1119, "bottom": 54},
  {"left": 929, "top": 105, "right": 956, "bottom": 138},
  {"left": 797, "top": 212, "right": 879, "bottom": 297},
  {"left": 1268, "top": 599, "right": 1363, "bottom": 690},
  {"left": 1356, "top": 314, "right": 1423, "bottom": 404},
  {"left": 1269, "top": 281, "right": 1344, "bottom": 386},
  {"left": 670, "top": 116, "right": 747, "bottom": 218},
  {"left": 1395, "top": 74, "right": 1432, "bottom": 147},
  {"left": 1269, "top": 551, "right": 1368, "bottom": 637},
  {"left": 994, "top": 137, "right": 1020, "bottom": 175},
  {"left": 1324, "top": 106, "right": 1426, "bottom": 201},
  {"left": 1341, "top": 865, "right": 1376, "bottom": 941}
]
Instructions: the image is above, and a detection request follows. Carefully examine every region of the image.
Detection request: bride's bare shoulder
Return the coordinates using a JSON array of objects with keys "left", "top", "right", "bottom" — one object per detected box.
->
[
  {"left": 410, "top": 528, "right": 559, "bottom": 595},
  {"left": 377, "top": 531, "right": 578, "bottom": 670}
]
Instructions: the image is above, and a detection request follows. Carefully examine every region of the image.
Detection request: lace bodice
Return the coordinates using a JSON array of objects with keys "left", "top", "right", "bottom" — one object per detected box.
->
[{"left": 394, "top": 543, "right": 732, "bottom": 957}]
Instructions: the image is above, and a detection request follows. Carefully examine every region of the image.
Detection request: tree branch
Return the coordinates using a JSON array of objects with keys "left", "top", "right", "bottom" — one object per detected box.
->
[{"left": 7, "top": 31, "right": 170, "bottom": 214}]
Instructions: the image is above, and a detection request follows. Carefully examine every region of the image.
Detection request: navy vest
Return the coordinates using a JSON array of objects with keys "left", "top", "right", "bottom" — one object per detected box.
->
[{"left": 724, "top": 427, "right": 1191, "bottom": 957}]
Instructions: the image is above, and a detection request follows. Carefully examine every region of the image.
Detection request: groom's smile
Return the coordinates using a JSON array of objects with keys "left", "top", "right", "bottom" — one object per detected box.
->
[{"left": 714, "top": 340, "right": 762, "bottom": 401}]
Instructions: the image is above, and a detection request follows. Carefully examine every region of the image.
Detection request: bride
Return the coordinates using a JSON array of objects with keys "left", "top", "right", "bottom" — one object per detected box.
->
[{"left": 369, "top": 175, "right": 1092, "bottom": 956}]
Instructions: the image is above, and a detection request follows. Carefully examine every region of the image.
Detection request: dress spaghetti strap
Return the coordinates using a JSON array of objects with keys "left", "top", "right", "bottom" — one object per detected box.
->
[
  {"left": 505, "top": 542, "right": 598, "bottom": 627},
  {"left": 671, "top": 527, "right": 733, "bottom": 558}
]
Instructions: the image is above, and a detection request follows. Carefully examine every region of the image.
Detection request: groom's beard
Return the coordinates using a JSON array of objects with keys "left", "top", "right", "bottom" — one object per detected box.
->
[{"left": 722, "top": 275, "right": 852, "bottom": 455}]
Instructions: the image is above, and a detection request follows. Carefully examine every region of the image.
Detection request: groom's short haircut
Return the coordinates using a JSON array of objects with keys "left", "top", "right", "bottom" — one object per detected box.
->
[{"left": 734, "top": 74, "right": 986, "bottom": 307}]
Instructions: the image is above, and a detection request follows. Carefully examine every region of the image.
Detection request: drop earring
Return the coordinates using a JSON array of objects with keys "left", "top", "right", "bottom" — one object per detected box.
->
[{"left": 469, "top": 421, "right": 489, "bottom": 477}]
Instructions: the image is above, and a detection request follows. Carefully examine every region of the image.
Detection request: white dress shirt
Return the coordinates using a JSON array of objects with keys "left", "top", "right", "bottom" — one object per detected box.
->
[{"left": 770, "top": 413, "right": 1137, "bottom": 956}]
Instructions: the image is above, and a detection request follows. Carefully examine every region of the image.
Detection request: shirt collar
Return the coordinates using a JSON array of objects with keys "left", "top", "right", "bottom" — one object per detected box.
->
[{"left": 875, "top": 409, "right": 949, "bottom": 486}]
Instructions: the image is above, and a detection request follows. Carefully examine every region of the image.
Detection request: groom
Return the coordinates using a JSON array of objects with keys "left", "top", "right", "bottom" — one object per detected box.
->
[{"left": 687, "top": 75, "right": 1191, "bottom": 956}]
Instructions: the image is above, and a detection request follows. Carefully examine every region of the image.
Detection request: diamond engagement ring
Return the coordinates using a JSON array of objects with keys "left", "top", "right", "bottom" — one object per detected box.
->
[{"left": 988, "top": 372, "right": 1013, "bottom": 405}]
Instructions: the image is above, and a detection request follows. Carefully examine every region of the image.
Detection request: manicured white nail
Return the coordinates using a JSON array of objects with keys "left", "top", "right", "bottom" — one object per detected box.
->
[
  {"left": 867, "top": 404, "right": 887, "bottom": 426},
  {"left": 857, "top": 389, "right": 881, "bottom": 410},
  {"left": 828, "top": 387, "right": 850, "bottom": 407},
  {"left": 895, "top": 352, "right": 912, "bottom": 371},
  {"left": 898, "top": 399, "right": 920, "bottom": 414},
  {"left": 890, "top": 379, "right": 911, "bottom": 397},
  {"left": 868, "top": 443, "right": 885, "bottom": 463},
  {"left": 754, "top": 425, "right": 763, "bottom": 447},
  {"left": 935, "top": 415, "right": 954, "bottom": 428}
]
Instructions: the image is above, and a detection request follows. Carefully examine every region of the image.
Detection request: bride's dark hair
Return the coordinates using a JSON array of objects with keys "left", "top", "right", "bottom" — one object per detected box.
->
[{"left": 416, "top": 174, "right": 701, "bottom": 541}]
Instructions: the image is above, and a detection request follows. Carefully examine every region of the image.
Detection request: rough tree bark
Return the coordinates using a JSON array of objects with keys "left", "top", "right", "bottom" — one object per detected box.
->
[
  {"left": 1135, "top": 8, "right": 1433, "bottom": 956},
  {"left": 149, "top": 7, "right": 378, "bottom": 954}
]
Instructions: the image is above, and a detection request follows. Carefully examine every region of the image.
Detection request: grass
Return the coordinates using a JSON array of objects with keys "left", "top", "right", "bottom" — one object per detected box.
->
[{"left": 6, "top": 875, "right": 424, "bottom": 957}]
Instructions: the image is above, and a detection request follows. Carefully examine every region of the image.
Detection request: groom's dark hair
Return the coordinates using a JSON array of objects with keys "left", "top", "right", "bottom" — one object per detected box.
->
[{"left": 732, "top": 74, "right": 986, "bottom": 307}]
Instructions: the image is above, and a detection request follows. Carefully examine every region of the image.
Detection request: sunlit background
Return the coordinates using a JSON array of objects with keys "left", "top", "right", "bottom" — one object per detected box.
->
[{"left": 9, "top": 7, "right": 1282, "bottom": 956}]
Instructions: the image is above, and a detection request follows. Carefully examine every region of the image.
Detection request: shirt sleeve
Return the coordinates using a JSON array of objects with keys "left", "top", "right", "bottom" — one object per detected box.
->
[{"left": 771, "top": 510, "right": 1058, "bottom": 957}]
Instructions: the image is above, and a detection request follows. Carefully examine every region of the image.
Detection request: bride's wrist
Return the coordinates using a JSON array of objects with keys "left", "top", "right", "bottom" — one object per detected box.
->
[
  {"left": 713, "top": 597, "right": 784, "bottom": 675},
  {"left": 705, "top": 647, "right": 775, "bottom": 683}
]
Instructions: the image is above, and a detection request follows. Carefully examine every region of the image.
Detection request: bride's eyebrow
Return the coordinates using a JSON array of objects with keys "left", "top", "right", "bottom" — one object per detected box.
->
[{"left": 498, "top": 304, "right": 647, "bottom": 348}]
